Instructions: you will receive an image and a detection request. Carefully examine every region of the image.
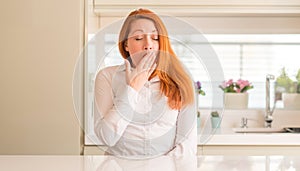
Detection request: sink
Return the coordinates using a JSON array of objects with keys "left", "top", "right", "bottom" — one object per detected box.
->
[{"left": 233, "top": 127, "right": 285, "bottom": 133}]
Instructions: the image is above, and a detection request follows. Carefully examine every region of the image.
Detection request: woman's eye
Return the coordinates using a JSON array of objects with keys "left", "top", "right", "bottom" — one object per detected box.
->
[
  {"left": 152, "top": 36, "right": 159, "bottom": 41},
  {"left": 135, "top": 36, "right": 143, "bottom": 41}
]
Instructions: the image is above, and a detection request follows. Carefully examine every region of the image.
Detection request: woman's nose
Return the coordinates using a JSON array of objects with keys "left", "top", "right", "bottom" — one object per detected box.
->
[{"left": 144, "top": 36, "right": 153, "bottom": 50}]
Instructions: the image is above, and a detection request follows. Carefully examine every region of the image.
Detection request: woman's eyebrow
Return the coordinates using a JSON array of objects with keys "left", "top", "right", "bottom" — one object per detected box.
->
[
  {"left": 129, "top": 29, "right": 157, "bottom": 36},
  {"left": 151, "top": 30, "right": 158, "bottom": 33},
  {"left": 130, "top": 29, "right": 143, "bottom": 34}
]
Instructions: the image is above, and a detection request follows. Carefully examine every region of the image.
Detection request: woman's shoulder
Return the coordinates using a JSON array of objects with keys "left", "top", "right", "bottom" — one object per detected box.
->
[{"left": 95, "top": 64, "right": 124, "bottom": 78}]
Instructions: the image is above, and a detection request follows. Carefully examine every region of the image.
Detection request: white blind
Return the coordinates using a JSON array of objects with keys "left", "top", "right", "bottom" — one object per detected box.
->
[
  {"left": 88, "top": 34, "right": 300, "bottom": 108},
  {"left": 84, "top": 34, "right": 300, "bottom": 144}
]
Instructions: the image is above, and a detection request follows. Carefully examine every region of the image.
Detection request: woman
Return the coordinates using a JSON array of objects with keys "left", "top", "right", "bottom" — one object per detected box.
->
[{"left": 94, "top": 8, "right": 196, "bottom": 158}]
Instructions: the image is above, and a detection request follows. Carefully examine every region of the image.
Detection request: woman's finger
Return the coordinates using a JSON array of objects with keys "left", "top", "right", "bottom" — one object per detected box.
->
[
  {"left": 125, "top": 59, "right": 131, "bottom": 73},
  {"left": 148, "top": 63, "right": 157, "bottom": 77},
  {"left": 145, "top": 52, "right": 157, "bottom": 71},
  {"left": 124, "top": 59, "right": 131, "bottom": 84},
  {"left": 147, "top": 52, "right": 157, "bottom": 69},
  {"left": 140, "top": 51, "right": 155, "bottom": 69}
]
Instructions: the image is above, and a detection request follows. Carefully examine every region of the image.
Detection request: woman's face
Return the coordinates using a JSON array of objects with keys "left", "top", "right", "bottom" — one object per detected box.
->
[{"left": 125, "top": 18, "right": 159, "bottom": 67}]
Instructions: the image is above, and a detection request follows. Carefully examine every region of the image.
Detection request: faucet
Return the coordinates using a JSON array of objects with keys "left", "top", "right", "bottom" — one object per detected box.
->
[
  {"left": 265, "top": 74, "right": 275, "bottom": 128},
  {"left": 240, "top": 117, "right": 258, "bottom": 128}
]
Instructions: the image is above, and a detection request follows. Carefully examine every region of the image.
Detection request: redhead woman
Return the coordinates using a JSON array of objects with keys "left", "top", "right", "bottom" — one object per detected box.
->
[{"left": 94, "top": 8, "right": 196, "bottom": 158}]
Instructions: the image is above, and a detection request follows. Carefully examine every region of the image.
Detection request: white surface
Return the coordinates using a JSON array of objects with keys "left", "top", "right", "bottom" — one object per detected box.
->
[
  {"left": 1, "top": 155, "right": 300, "bottom": 171},
  {"left": 198, "top": 127, "right": 300, "bottom": 145},
  {"left": 232, "top": 127, "right": 285, "bottom": 133},
  {"left": 87, "top": 127, "right": 300, "bottom": 146}
]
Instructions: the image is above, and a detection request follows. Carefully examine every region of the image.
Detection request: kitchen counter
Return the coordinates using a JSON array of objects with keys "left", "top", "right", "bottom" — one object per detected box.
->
[
  {"left": 1, "top": 155, "right": 299, "bottom": 171},
  {"left": 84, "top": 109, "right": 300, "bottom": 155},
  {"left": 194, "top": 109, "right": 300, "bottom": 155},
  {"left": 197, "top": 127, "right": 300, "bottom": 155},
  {"left": 198, "top": 127, "right": 300, "bottom": 145},
  {"left": 84, "top": 127, "right": 300, "bottom": 155}
]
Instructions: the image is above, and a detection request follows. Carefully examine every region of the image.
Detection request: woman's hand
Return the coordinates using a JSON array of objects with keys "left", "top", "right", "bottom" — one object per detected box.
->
[{"left": 125, "top": 51, "right": 157, "bottom": 92}]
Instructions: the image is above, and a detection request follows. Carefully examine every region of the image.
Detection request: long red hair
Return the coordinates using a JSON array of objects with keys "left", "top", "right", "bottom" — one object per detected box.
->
[{"left": 118, "top": 8, "right": 194, "bottom": 110}]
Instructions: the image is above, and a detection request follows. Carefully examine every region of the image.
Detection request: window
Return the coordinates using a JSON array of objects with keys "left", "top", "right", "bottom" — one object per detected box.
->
[{"left": 84, "top": 33, "right": 300, "bottom": 145}]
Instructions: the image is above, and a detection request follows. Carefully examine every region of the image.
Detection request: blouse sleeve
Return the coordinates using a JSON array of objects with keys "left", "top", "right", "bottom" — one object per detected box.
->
[
  {"left": 93, "top": 68, "right": 138, "bottom": 146},
  {"left": 167, "top": 102, "right": 197, "bottom": 156}
]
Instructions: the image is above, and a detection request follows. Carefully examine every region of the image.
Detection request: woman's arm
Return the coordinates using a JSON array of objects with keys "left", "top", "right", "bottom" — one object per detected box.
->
[
  {"left": 167, "top": 103, "right": 197, "bottom": 156},
  {"left": 94, "top": 54, "right": 156, "bottom": 147},
  {"left": 93, "top": 67, "right": 138, "bottom": 146}
]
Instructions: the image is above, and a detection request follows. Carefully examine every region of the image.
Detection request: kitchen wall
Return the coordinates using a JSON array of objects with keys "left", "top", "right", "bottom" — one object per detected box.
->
[{"left": 0, "top": 0, "right": 83, "bottom": 154}]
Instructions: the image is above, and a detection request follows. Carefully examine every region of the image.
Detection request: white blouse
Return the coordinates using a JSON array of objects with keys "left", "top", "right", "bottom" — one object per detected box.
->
[{"left": 94, "top": 64, "right": 197, "bottom": 158}]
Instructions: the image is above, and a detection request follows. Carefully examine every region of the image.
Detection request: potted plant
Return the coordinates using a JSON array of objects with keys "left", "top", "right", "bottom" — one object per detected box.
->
[
  {"left": 195, "top": 81, "right": 205, "bottom": 127},
  {"left": 210, "top": 111, "right": 221, "bottom": 128},
  {"left": 277, "top": 68, "right": 300, "bottom": 109},
  {"left": 275, "top": 67, "right": 295, "bottom": 94},
  {"left": 296, "top": 69, "right": 300, "bottom": 93},
  {"left": 219, "top": 79, "right": 254, "bottom": 109}
]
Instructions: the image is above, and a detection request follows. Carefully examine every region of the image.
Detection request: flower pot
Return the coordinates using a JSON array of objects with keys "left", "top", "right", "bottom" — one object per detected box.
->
[
  {"left": 282, "top": 93, "right": 300, "bottom": 109},
  {"left": 211, "top": 117, "right": 221, "bottom": 128},
  {"left": 224, "top": 93, "right": 248, "bottom": 109},
  {"left": 197, "top": 116, "right": 201, "bottom": 128},
  {"left": 195, "top": 94, "right": 199, "bottom": 111}
]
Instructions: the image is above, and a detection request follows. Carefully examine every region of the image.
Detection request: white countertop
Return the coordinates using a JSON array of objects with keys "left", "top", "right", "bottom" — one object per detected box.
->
[
  {"left": 198, "top": 127, "right": 300, "bottom": 146},
  {"left": 1, "top": 155, "right": 299, "bottom": 171}
]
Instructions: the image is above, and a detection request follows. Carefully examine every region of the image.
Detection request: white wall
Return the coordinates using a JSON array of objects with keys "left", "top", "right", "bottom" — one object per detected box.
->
[{"left": 0, "top": 0, "right": 83, "bottom": 154}]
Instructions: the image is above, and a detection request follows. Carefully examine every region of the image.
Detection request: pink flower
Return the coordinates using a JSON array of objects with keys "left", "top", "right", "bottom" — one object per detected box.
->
[
  {"left": 221, "top": 79, "right": 233, "bottom": 89},
  {"left": 219, "top": 79, "right": 254, "bottom": 93},
  {"left": 226, "top": 79, "right": 233, "bottom": 87},
  {"left": 237, "top": 79, "right": 249, "bottom": 88}
]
